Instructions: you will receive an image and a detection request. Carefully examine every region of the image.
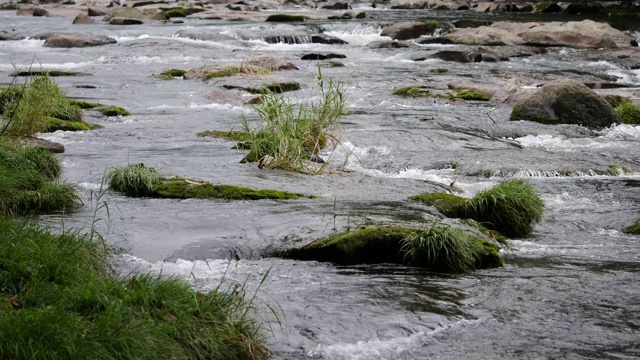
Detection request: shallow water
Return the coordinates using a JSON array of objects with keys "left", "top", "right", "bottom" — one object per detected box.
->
[{"left": 2, "top": 8, "right": 640, "bottom": 359}]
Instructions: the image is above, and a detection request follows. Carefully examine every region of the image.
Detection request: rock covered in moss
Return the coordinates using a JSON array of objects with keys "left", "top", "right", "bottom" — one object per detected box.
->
[
  {"left": 509, "top": 80, "right": 622, "bottom": 129},
  {"left": 265, "top": 14, "right": 305, "bottom": 22},
  {"left": 615, "top": 102, "right": 640, "bottom": 124},
  {"left": 277, "top": 226, "right": 503, "bottom": 272},
  {"left": 392, "top": 86, "right": 431, "bottom": 97},
  {"left": 624, "top": 219, "right": 640, "bottom": 235}
]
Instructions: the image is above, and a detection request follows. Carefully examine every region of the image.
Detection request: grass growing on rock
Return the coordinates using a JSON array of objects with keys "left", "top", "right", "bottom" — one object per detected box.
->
[
  {"left": 277, "top": 226, "right": 503, "bottom": 272},
  {"left": 392, "top": 86, "right": 431, "bottom": 97},
  {"left": 0, "top": 218, "right": 269, "bottom": 360},
  {"left": 624, "top": 219, "right": 640, "bottom": 235},
  {"left": 451, "top": 89, "right": 491, "bottom": 101},
  {"left": 197, "top": 130, "right": 251, "bottom": 141},
  {"left": 411, "top": 179, "right": 544, "bottom": 238},
  {"left": 615, "top": 102, "right": 640, "bottom": 124},
  {"left": 157, "top": 68, "right": 187, "bottom": 80},
  {"left": 68, "top": 100, "right": 130, "bottom": 117},
  {"left": 108, "top": 164, "right": 312, "bottom": 200},
  {"left": 240, "top": 68, "right": 345, "bottom": 172},
  {"left": 204, "top": 65, "right": 271, "bottom": 80},
  {"left": 0, "top": 142, "right": 79, "bottom": 215}
]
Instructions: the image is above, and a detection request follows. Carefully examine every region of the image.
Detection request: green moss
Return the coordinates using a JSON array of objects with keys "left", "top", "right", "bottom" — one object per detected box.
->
[
  {"left": 604, "top": 95, "right": 631, "bottom": 108},
  {"left": 247, "top": 82, "right": 301, "bottom": 94},
  {"left": 197, "top": 130, "right": 250, "bottom": 141},
  {"left": 203, "top": 65, "right": 271, "bottom": 80},
  {"left": 409, "top": 193, "right": 467, "bottom": 217},
  {"left": 108, "top": 164, "right": 161, "bottom": 197},
  {"left": 43, "top": 116, "right": 100, "bottom": 132},
  {"left": 606, "top": 163, "right": 632, "bottom": 176},
  {"left": 153, "top": 178, "right": 311, "bottom": 200},
  {"left": 265, "top": 14, "right": 305, "bottom": 22},
  {"left": 165, "top": 8, "right": 187, "bottom": 17},
  {"left": 624, "top": 219, "right": 640, "bottom": 235},
  {"left": 12, "top": 70, "right": 86, "bottom": 77},
  {"left": 277, "top": 226, "right": 503, "bottom": 273},
  {"left": 451, "top": 89, "right": 491, "bottom": 101},
  {"left": 97, "top": 105, "right": 130, "bottom": 117},
  {"left": 392, "top": 86, "right": 431, "bottom": 97},
  {"left": 158, "top": 68, "right": 186, "bottom": 80},
  {"left": 67, "top": 99, "right": 102, "bottom": 109},
  {"left": 615, "top": 102, "right": 640, "bottom": 124}
]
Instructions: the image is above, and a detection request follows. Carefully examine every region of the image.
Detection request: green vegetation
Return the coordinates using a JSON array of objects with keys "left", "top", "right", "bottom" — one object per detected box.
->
[
  {"left": 624, "top": 219, "right": 640, "bottom": 235},
  {"left": 240, "top": 68, "right": 345, "bottom": 172},
  {"left": 108, "top": 164, "right": 312, "bottom": 200},
  {"left": 603, "top": 95, "right": 631, "bottom": 108},
  {"left": 247, "top": 83, "right": 301, "bottom": 95},
  {"left": 12, "top": 70, "right": 86, "bottom": 77},
  {"left": 451, "top": 89, "right": 491, "bottom": 101},
  {"left": 68, "top": 99, "right": 130, "bottom": 117},
  {"left": 204, "top": 65, "right": 271, "bottom": 80},
  {"left": 615, "top": 102, "right": 640, "bottom": 124},
  {"left": 0, "top": 218, "right": 269, "bottom": 360},
  {"left": 392, "top": 86, "right": 431, "bottom": 97},
  {"left": 411, "top": 179, "right": 544, "bottom": 238},
  {"left": 157, "top": 68, "right": 187, "bottom": 80},
  {"left": 197, "top": 130, "right": 250, "bottom": 142},
  {"left": 265, "top": 14, "right": 305, "bottom": 22},
  {"left": 0, "top": 143, "right": 79, "bottom": 215},
  {"left": 277, "top": 226, "right": 503, "bottom": 273},
  {"left": 165, "top": 8, "right": 187, "bottom": 17},
  {"left": 606, "top": 163, "right": 632, "bottom": 176}
]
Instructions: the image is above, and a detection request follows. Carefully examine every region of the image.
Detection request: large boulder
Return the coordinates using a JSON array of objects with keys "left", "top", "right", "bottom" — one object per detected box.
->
[
  {"left": 509, "top": 80, "right": 623, "bottom": 128},
  {"left": 244, "top": 53, "right": 298, "bottom": 71},
  {"left": 103, "top": 7, "right": 167, "bottom": 22},
  {"left": 381, "top": 21, "right": 437, "bottom": 40},
  {"left": 43, "top": 33, "right": 116, "bottom": 47}
]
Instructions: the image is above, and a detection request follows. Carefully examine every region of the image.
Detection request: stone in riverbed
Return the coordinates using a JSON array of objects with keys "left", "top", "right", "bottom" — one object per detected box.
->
[
  {"left": 509, "top": 79, "right": 622, "bottom": 129},
  {"left": 244, "top": 53, "right": 298, "bottom": 71},
  {"left": 300, "top": 53, "right": 346, "bottom": 60},
  {"left": 109, "top": 17, "right": 144, "bottom": 25},
  {"left": 380, "top": 21, "right": 438, "bottom": 40},
  {"left": 103, "top": 7, "right": 167, "bottom": 22},
  {"left": 73, "top": 14, "right": 95, "bottom": 24},
  {"left": 43, "top": 33, "right": 116, "bottom": 48}
]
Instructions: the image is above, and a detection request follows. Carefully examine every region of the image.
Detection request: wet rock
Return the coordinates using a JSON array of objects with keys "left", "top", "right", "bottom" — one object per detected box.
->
[
  {"left": 510, "top": 79, "right": 622, "bottom": 129},
  {"left": 31, "top": 7, "right": 85, "bottom": 17},
  {"left": 425, "top": 48, "right": 507, "bottom": 63},
  {"left": 263, "top": 34, "right": 312, "bottom": 44},
  {"left": 447, "top": 82, "right": 498, "bottom": 98},
  {"left": 73, "top": 14, "right": 95, "bottom": 24},
  {"left": 109, "top": 17, "right": 145, "bottom": 25},
  {"left": 532, "top": 2, "right": 563, "bottom": 13},
  {"left": 244, "top": 53, "right": 298, "bottom": 71},
  {"left": 265, "top": 13, "right": 305, "bottom": 22},
  {"left": 322, "top": 1, "right": 350, "bottom": 10},
  {"left": 342, "top": 10, "right": 366, "bottom": 19},
  {"left": 43, "top": 33, "right": 117, "bottom": 48},
  {"left": 174, "top": 29, "right": 236, "bottom": 42},
  {"left": 380, "top": 21, "right": 438, "bottom": 40},
  {"left": 18, "top": 138, "right": 65, "bottom": 153},
  {"left": 214, "top": 74, "right": 301, "bottom": 94},
  {"left": 453, "top": 19, "right": 492, "bottom": 28},
  {"left": 103, "top": 7, "right": 167, "bottom": 22},
  {"left": 491, "top": 77, "right": 530, "bottom": 105},
  {"left": 368, "top": 40, "right": 416, "bottom": 48},
  {"left": 88, "top": 7, "right": 107, "bottom": 16},
  {"left": 564, "top": 2, "right": 603, "bottom": 15},
  {"left": 311, "top": 34, "right": 348, "bottom": 45},
  {"left": 300, "top": 53, "right": 346, "bottom": 60}
]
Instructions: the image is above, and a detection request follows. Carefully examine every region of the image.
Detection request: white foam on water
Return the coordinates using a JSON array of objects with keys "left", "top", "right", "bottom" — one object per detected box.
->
[
  {"left": 307, "top": 319, "right": 484, "bottom": 360},
  {"left": 0, "top": 61, "right": 95, "bottom": 71},
  {"left": 544, "top": 192, "right": 594, "bottom": 211},
  {"left": 584, "top": 60, "right": 620, "bottom": 70},
  {"left": 601, "top": 123, "right": 640, "bottom": 139},
  {"left": 514, "top": 134, "right": 606, "bottom": 151},
  {"left": 96, "top": 54, "right": 202, "bottom": 65},
  {"left": 606, "top": 68, "right": 640, "bottom": 85},
  {"left": 114, "top": 34, "right": 243, "bottom": 50},
  {"left": 77, "top": 182, "right": 103, "bottom": 191},
  {"left": 0, "top": 39, "right": 46, "bottom": 51},
  {"left": 324, "top": 24, "right": 389, "bottom": 46},
  {"left": 148, "top": 102, "right": 245, "bottom": 112}
]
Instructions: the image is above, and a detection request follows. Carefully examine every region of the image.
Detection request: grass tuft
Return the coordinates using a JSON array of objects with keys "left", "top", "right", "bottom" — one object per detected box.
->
[
  {"left": 392, "top": 86, "right": 431, "bottom": 97},
  {"left": 623, "top": 219, "right": 640, "bottom": 235},
  {"left": 615, "top": 102, "right": 640, "bottom": 124},
  {"left": 240, "top": 68, "right": 345, "bottom": 172},
  {"left": 107, "top": 163, "right": 161, "bottom": 197},
  {"left": 204, "top": 65, "right": 272, "bottom": 80}
]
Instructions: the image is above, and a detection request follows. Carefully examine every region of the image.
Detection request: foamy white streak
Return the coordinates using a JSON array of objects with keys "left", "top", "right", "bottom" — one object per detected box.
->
[
  {"left": 148, "top": 103, "right": 245, "bottom": 112},
  {"left": 515, "top": 134, "right": 606, "bottom": 151}
]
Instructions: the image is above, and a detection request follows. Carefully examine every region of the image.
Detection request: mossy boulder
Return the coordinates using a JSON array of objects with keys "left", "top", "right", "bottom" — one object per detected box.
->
[
  {"left": 392, "top": 86, "right": 431, "bottom": 97},
  {"left": 43, "top": 117, "right": 101, "bottom": 132},
  {"left": 265, "top": 14, "right": 305, "bottom": 22},
  {"left": 624, "top": 219, "right": 640, "bottom": 235},
  {"left": 108, "top": 164, "right": 312, "bottom": 200},
  {"left": 68, "top": 100, "right": 130, "bottom": 116},
  {"left": 277, "top": 226, "right": 503, "bottom": 273},
  {"left": 451, "top": 89, "right": 491, "bottom": 101},
  {"left": 509, "top": 80, "right": 622, "bottom": 129},
  {"left": 157, "top": 68, "right": 186, "bottom": 80},
  {"left": 615, "top": 102, "right": 640, "bottom": 124},
  {"left": 603, "top": 95, "right": 631, "bottom": 108},
  {"left": 411, "top": 179, "right": 544, "bottom": 238}
]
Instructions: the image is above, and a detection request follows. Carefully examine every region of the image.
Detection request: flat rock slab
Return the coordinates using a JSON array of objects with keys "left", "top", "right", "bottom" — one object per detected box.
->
[
  {"left": 301, "top": 53, "right": 347, "bottom": 60},
  {"left": 209, "top": 74, "right": 301, "bottom": 94},
  {"left": 43, "top": 33, "right": 117, "bottom": 48}
]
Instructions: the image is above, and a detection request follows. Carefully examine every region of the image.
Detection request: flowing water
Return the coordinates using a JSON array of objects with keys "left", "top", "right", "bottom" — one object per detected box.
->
[{"left": 2, "top": 8, "right": 640, "bottom": 359}]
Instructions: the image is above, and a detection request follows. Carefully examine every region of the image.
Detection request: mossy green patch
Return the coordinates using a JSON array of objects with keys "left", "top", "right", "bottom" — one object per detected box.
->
[
  {"left": 409, "top": 193, "right": 467, "bottom": 217},
  {"left": 43, "top": 116, "right": 101, "bottom": 132},
  {"left": 96, "top": 105, "right": 130, "bottom": 117},
  {"left": 158, "top": 68, "right": 187, "bottom": 80},
  {"left": 12, "top": 70, "right": 87, "bottom": 77},
  {"left": 203, "top": 65, "right": 272, "bottom": 80},
  {"left": 606, "top": 163, "right": 632, "bottom": 176},
  {"left": 604, "top": 95, "right": 631, "bottom": 108},
  {"left": 624, "top": 219, "right": 640, "bottom": 235},
  {"left": 265, "top": 14, "right": 305, "bottom": 22},
  {"left": 197, "top": 130, "right": 250, "bottom": 141},
  {"left": 615, "top": 102, "right": 640, "bottom": 124},
  {"left": 165, "top": 8, "right": 187, "bottom": 17},
  {"left": 451, "top": 89, "right": 491, "bottom": 101},
  {"left": 277, "top": 226, "right": 503, "bottom": 273},
  {"left": 247, "top": 82, "right": 301, "bottom": 94},
  {"left": 392, "top": 86, "right": 431, "bottom": 97}
]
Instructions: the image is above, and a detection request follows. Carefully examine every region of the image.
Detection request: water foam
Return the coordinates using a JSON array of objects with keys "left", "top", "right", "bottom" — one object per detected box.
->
[
  {"left": 514, "top": 134, "right": 605, "bottom": 151},
  {"left": 601, "top": 124, "right": 640, "bottom": 139},
  {"left": 147, "top": 103, "right": 245, "bottom": 112},
  {"left": 0, "top": 61, "right": 95, "bottom": 71},
  {"left": 324, "top": 24, "right": 388, "bottom": 46}
]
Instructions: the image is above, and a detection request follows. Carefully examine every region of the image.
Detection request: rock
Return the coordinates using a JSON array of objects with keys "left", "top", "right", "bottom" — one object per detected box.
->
[
  {"left": 73, "top": 14, "right": 95, "bottom": 24},
  {"left": 43, "top": 33, "right": 117, "bottom": 48},
  {"left": 368, "top": 40, "right": 416, "bottom": 48},
  {"left": 532, "top": 2, "right": 563, "bottom": 13},
  {"left": 300, "top": 53, "right": 346, "bottom": 60},
  {"left": 18, "top": 138, "right": 65, "bottom": 153},
  {"left": 103, "top": 7, "right": 167, "bottom": 22},
  {"left": 214, "top": 74, "right": 301, "bottom": 94},
  {"left": 564, "top": 2, "right": 603, "bottom": 15},
  {"left": 426, "top": 48, "right": 507, "bottom": 63},
  {"left": 311, "top": 34, "right": 348, "bottom": 45},
  {"left": 342, "top": 10, "right": 365, "bottom": 19},
  {"left": 265, "top": 14, "right": 305, "bottom": 22},
  {"left": 509, "top": 79, "right": 622, "bottom": 129},
  {"left": 491, "top": 77, "right": 530, "bottom": 105},
  {"left": 322, "top": 1, "right": 350, "bottom": 9},
  {"left": 244, "top": 53, "right": 298, "bottom": 71},
  {"left": 447, "top": 82, "right": 498, "bottom": 98},
  {"left": 88, "top": 7, "right": 107, "bottom": 16},
  {"left": 109, "top": 17, "right": 144, "bottom": 25},
  {"left": 453, "top": 19, "right": 492, "bottom": 28},
  {"left": 32, "top": 7, "right": 48, "bottom": 16},
  {"left": 381, "top": 21, "right": 438, "bottom": 40},
  {"left": 174, "top": 29, "right": 236, "bottom": 42}
]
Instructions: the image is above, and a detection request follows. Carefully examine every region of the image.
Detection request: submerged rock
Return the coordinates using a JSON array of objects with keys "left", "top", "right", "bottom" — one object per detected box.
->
[
  {"left": 43, "top": 33, "right": 116, "bottom": 48},
  {"left": 17, "top": 138, "right": 65, "bottom": 153},
  {"left": 510, "top": 79, "right": 623, "bottom": 129}
]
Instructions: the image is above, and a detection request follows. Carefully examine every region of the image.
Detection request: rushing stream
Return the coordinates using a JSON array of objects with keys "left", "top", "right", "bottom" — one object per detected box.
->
[{"left": 2, "top": 7, "right": 640, "bottom": 359}]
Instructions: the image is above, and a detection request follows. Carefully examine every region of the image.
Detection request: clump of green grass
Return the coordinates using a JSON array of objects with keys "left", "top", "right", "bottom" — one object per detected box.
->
[
  {"left": 604, "top": 95, "right": 631, "bottom": 108},
  {"left": 451, "top": 89, "right": 491, "bottom": 101},
  {"left": 240, "top": 68, "right": 345, "bottom": 172},
  {"left": 0, "top": 218, "right": 269, "bottom": 360},
  {"left": 67, "top": 100, "right": 130, "bottom": 117},
  {"left": 107, "top": 163, "right": 161, "bottom": 197},
  {"left": 204, "top": 65, "right": 271, "bottom": 80},
  {"left": 624, "top": 219, "right": 640, "bottom": 235},
  {"left": 411, "top": 179, "right": 544, "bottom": 238},
  {"left": 0, "top": 142, "right": 79, "bottom": 215},
  {"left": 392, "top": 86, "right": 431, "bottom": 97},
  {"left": 165, "top": 8, "right": 187, "bottom": 17},
  {"left": 0, "top": 74, "right": 85, "bottom": 137},
  {"left": 615, "top": 102, "right": 640, "bottom": 124},
  {"left": 157, "top": 68, "right": 187, "bottom": 80},
  {"left": 277, "top": 226, "right": 503, "bottom": 273},
  {"left": 108, "top": 164, "right": 313, "bottom": 200},
  {"left": 606, "top": 163, "right": 632, "bottom": 176}
]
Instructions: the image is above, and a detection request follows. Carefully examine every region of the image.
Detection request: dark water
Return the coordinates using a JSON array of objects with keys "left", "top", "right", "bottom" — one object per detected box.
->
[{"left": 2, "top": 7, "right": 640, "bottom": 359}]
